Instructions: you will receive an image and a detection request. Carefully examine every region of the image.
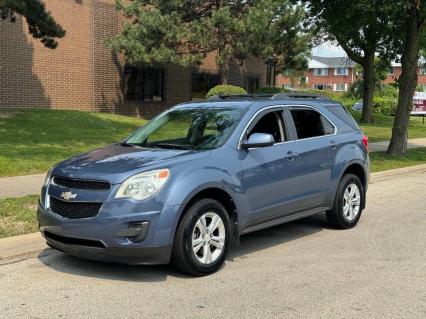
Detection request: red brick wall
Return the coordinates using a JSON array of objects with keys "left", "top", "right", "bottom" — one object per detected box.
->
[{"left": 0, "top": 0, "right": 95, "bottom": 110}]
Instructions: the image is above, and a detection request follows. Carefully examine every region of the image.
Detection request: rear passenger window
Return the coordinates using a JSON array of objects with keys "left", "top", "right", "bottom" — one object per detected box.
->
[{"left": 290, "top": 109, "right": 335, "bottom": 139}]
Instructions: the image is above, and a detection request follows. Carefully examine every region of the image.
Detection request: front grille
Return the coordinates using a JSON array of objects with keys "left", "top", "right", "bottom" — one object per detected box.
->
[
  {"left": 53, "top": 176, "right": 110, "bottom": 191},
  {"left": 49, "top": 197, "right": 102, "bottom": 219},
  {"left": 44, "top": 230, "right": 105, "bottom": 248}
]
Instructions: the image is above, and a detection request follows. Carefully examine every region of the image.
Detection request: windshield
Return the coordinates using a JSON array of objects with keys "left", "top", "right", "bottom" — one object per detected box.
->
[{"left": 125, "top": 107, "right": 243, "bottom": 150}]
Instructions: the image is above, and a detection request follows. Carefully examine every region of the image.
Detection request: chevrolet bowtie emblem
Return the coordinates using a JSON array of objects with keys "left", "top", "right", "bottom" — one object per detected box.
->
[{"left": 60, "top": 191, "right": 77, "bottom": 200}]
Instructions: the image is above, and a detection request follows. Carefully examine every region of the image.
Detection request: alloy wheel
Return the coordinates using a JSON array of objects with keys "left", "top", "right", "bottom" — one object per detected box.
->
[
  {"left": 343, "top": 183, "right": 361, "bottom": 221},
  {"left": 191, "top": 212, "right": 226, "bottom": 265}
]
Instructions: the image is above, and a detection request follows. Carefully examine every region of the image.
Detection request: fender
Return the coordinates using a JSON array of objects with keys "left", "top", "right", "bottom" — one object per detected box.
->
[{"left": 160, "top": 165, "right": 245, "bottom": 244}]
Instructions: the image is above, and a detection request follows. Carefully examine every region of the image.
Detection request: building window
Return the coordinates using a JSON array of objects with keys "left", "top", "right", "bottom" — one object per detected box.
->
[
  {"left": 420, "top": 67, "right": 426, "bottom": 76},
  {"left": 313, "top": 84, "right": 328, "bottom": 91},
  {"left": 334, "top": 68, "right": 349, "bottom": 76},
  {"left": 313, "top": 68, "right": 328, "bottom": 76},
  {"left": 388, "top": 67, "right": 395, "bottom": 75},
  {"left": 300, "top": 76, "right": 308, "bottom": 85},
  {"left": 334, "top": 83, "right": 348, "bottom": 92},
  {"left": 192, "top": 71, "right": 220, "bottom": 99},
  {"left": 124, "top": 67, "right": 164, "bottom": 102},
  {"left": 246, "top": 77, "right": 260, "bottom": 93}
]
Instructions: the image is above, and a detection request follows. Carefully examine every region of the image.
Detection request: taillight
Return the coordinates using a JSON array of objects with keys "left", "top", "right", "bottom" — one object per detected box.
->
[{"left": 362, "top": 135, "right": 369, "bottom": 151}]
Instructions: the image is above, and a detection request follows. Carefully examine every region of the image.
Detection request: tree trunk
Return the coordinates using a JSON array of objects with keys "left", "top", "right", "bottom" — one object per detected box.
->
[
  {"left": 219, "top": 62, "right": 229, "bottom": 85},
  {"left": 360, "top": 53, "right": 375, "bottom": 123},
  {"left": 387, "top": 3, "right": 420, "bottom": 156}
]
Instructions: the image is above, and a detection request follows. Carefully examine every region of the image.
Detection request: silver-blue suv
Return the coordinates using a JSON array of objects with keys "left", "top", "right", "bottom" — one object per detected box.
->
[{"left": 38, "top": 93, "right": 370, "bottom": 276}]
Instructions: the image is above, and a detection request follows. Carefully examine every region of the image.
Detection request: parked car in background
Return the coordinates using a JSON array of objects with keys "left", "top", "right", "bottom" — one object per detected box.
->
[
  {"left": 352, "top": 100, "right": 363, "bottom": 111},
  {"left": 38, "top": 93, "right": 370, "bottom": 276}
]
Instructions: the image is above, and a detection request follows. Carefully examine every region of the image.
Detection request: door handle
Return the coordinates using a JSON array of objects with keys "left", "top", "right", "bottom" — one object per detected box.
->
[
  {"left": 285, "top": 151, "right": 299, "bottom": 160},
  {"left": 329, "top": 141, "right": 338, "bottom": 149}
]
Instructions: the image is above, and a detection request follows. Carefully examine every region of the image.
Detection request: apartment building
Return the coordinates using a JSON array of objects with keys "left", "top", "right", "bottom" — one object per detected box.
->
[{"left": 277, "top": 56, "right": 356, "bottom": 92}]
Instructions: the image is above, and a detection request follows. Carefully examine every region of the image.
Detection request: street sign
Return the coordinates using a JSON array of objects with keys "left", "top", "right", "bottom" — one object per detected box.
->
[{"left": 413, "top": 92, "right": 426, "bottom": 114}]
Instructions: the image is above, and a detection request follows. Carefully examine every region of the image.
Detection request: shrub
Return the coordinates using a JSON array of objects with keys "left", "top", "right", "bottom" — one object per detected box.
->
[
  {"left": 256, "top": 87, "right": 289, "bottom": 94},
  {"left": 205, "top": 85, "right": 247, "bottom": 99},
  {"left": 373, "top": 96, "right": 397, "bottom": 116}
]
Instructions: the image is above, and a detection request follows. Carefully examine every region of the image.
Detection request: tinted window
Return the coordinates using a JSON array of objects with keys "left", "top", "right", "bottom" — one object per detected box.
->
[
  {"left": 248, "top": 111, "right": 286, "bottom": 143},
  {"left": 290, "top": 109, "right": 334, "bottom": 139},
  {"left": 126, "top": 108, "right": 243, "bottom": 150}
]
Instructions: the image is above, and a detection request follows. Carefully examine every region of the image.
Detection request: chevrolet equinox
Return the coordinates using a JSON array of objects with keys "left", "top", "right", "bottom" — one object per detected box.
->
[{"left": 38, "top": 93, "right": 370, "bottom": 276}]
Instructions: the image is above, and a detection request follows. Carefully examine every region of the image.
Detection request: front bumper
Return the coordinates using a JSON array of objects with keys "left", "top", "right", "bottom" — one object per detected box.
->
[{"left": 37, "top": 200, "right": 179, "bottom": 265}]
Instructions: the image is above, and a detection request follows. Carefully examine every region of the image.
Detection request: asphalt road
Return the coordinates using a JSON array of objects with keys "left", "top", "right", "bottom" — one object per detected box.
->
[{"left": 0, "top": 170, "right": 425, "bottom": 319}]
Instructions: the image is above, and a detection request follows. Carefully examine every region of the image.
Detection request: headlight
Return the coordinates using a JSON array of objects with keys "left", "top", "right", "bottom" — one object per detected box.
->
[
  {"left": 115, "top": 169, "right": 170, "bottom": 201},
  {"left": 43, "top": 166, "right": 54, "bottom": 186}
]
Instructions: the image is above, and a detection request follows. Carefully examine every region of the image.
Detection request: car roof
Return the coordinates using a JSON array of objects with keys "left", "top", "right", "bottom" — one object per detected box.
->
[{"left": 173, "top": 93, "right": 339, "bottom": 111}]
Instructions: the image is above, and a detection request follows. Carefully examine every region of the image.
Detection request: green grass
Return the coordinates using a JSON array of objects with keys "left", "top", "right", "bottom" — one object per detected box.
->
[
  {"left": 352, "top": 112, "right": 426, "bottom": 142},
  {"left": 0, "top": 195, "right": 39, "bottom": 239},
  {"left": 370, "top": 147, "right": 426, "bottom": 172},
  {"left": 0, "top": 109, "right": 145, "bottom": 177},
  {"left": 338, "top": 96, "right": 426, "bottom": 142}
]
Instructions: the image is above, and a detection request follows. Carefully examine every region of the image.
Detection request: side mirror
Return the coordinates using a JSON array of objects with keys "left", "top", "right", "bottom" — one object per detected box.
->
[{"left": 241, "top": 133, "right": 275, "bottom": 149}]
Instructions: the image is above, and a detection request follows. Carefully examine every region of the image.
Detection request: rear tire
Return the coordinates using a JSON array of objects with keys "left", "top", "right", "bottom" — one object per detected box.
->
[
  {"left": 172, "top": 198, "right": 232, "bottom": 276},
  {"left": 326, "top": 174, "right": 364, "bottom": 229}
]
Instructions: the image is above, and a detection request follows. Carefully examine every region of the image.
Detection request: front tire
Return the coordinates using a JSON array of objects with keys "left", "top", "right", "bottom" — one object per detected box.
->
[
  {"left": 326, "top": 174, "right": 364, "bottom": 229},
  {"left": 172, "top": 198, "right": 232, "bottom": 276}
]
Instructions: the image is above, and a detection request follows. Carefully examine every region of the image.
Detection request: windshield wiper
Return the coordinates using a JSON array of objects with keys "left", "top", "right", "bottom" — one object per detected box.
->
[{"left": 155, "top": 143, "right": 190, "bottom": 150}]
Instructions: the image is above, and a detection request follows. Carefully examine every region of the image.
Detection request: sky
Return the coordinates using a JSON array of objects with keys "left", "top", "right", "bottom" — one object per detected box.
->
[{"left": 312, "top": 42, "right": 346, "bottom": 57}]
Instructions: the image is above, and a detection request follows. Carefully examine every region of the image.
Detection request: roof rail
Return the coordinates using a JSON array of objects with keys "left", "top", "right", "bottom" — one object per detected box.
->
[
  {"left": 207, "top": 94, "right": 274, "bottom": 100},
  {"left": 271, "top": 93, "right": 332, "bottom": 100},
  {"left": 207, "top": 92, "right": 333, "bottom": 101}
]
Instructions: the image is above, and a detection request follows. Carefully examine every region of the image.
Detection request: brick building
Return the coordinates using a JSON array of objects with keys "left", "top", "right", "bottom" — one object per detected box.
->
[
  {"left": 0, "top": 0, "right": 273, "bottom": 118},
  {"left": 277, "top": 56, "right": 356, "bottom": 92},
  {"left": 277, "top": 56, "right": 426, "bottom": 93},
  {"left": 385, "top": 62, "right": 426, "bottom": 91}
]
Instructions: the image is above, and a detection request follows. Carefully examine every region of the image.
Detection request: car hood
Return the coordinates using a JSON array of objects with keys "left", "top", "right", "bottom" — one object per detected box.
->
[{"left": 53, "top": 144, "right": 210, "bottom": 184}]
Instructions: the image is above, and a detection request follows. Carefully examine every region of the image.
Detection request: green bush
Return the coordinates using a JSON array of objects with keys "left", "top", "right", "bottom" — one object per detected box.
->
[
  {"left": 205, "top": 85, "right": 247, "bottom": 98},
  {"left": 302, "top": 90, "right": 343, "bottom": 100},
  {"left": 256, "top": 87, "right": 289, "bottom": 94},
  {"left": 376, "top": 84, "right": 398, "bottom": 99},
  {"left": 373, "top": 96, "right": 397, "bottom": 116}
]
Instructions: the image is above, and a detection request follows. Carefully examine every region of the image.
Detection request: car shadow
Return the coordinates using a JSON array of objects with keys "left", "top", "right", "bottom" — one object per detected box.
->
[{"left": 37, "top": 213, "right": 329, "bottom": 282}]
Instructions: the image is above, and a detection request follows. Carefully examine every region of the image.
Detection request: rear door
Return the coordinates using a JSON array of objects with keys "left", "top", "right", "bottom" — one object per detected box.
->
[{"left": 284, "top": 106, "right": 338, "bottom": 208}]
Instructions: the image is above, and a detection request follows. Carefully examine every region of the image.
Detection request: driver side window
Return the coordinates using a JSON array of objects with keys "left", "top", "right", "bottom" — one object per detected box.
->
[{"left": 248, "top": 110, "right": 286, "bottom": 143}]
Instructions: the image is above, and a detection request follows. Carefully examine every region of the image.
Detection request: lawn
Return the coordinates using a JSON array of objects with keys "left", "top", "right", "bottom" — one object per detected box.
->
[
  {"left": 352, "top": 112, "right": 426, "bottom": 142},
  {"left": 0, "top": 109, "right": 145, "bottom": 177},
  {"left": 0, "top": 195, "right": 39, "bottom": 239},
  {"left": 370, "top": 147, "right": 426, "bottom": 172}
]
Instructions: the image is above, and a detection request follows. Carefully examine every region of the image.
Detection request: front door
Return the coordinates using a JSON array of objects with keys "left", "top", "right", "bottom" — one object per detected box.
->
[{"left": 240, "top": 108, "right": 301, "bottom": 226}]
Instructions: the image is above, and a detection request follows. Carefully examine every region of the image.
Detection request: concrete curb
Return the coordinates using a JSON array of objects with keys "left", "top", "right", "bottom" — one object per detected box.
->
[
  {"left": 0, "top": 232, "right": 47, "bottom": 263},
  {"left": 1, "top": 163, "right": 426, "bottom": 262}
]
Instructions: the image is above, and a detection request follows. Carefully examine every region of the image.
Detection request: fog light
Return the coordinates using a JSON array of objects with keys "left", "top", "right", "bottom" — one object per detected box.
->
[{"left": 115, "top": 221, "right": 150, "bottom": 243}]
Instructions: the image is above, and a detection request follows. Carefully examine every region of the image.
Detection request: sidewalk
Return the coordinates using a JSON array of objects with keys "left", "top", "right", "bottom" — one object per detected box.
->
[
  {"left": 369, "top": 137, "right": 426, "bottom": 152},
  {"left": 0, "top": 174, "right": 45, "bottom": 199}
]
